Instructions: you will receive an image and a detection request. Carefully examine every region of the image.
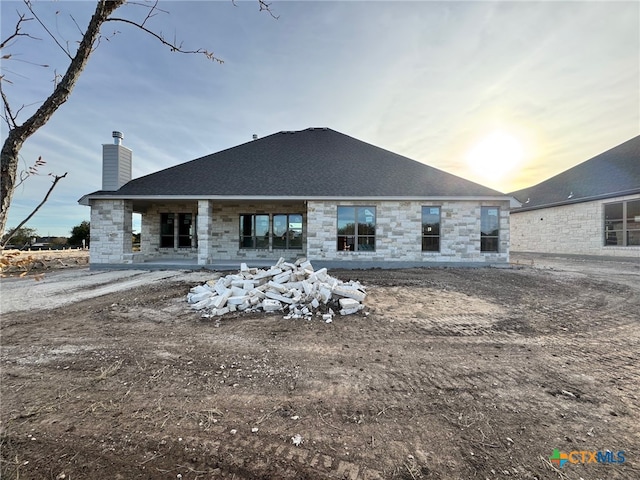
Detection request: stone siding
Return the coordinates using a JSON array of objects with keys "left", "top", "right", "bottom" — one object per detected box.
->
[
  {"left": 511, "top": 194, "right": 640, "bottom": 257},
  {"left": 91, "top": 199, "right": 512, "bottom": 265},
  {"left": 89, "top": 199, "right": 133, "bottom": 263},
  {"left": 306, "top": 200, "right": 510, "bottom": 264}
]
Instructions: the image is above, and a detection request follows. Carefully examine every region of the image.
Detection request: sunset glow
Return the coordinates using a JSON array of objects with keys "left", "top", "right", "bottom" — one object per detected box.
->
[{"left": 466, "top": 130, "right": 525, "bottom": 182}]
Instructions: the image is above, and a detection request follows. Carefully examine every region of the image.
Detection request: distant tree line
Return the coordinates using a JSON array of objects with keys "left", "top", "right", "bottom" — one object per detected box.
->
[{"left": 2, "top": 220, "right": 90, "bottom": 249}]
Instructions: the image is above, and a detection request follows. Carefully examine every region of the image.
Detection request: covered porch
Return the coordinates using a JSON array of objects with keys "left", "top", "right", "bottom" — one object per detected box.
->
[{"left": 121, "top": 199, "right": 308, "bottom": 267}]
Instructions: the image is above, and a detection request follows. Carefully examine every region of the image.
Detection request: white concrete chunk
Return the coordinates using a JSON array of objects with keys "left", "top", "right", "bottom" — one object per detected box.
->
[
  {"left": 298, "top": 260, "right": 312, "bottom": 271},
  {"left": 262, "top": 299, "right": 283, "bottom": 311},
  {"left": 190, "top": 285, "right": 211, "bottom": 294},
  {"left": 332, "top": 285, "right": 366, "bottom": 302},
  {"left": 318, "top": 286, "right": 332, "bottom": 304},
  {"left": 187, "top": 290, "right": 213, "bottom": 303},
  {"left": 339, "top": 298, "right": 361, "bottom": 309},
  {"left": 267, "top": 281, "right": 289, "bottom": 293},
  {"left": 214, "top": 279, "right": 228, "bottom": 295},
  {"left": 340, "top": 305, "right": 363, "bottom": 315},
  {"left": 248, "top": 288, "right": 266, "bottom": 298},
  {"left": 265, "top": 291, "right": 296, "bottom": 304},
  {"left": 211, "top": 289, "right": 232, "bottom": 309},
  {"left": 272, "top": 271, "right": 292, "bottom": 284},
  {"left": 227, "top": 296, "right": 250, "bottom": 305},
  {"left": 253, "top": 267, "right": 283, "bottom": 280},
  {"left": 230, "top": 286, "right": 247, "bottom": 296}
]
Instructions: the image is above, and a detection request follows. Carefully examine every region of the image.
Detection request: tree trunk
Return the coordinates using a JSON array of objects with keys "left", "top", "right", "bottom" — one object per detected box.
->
[{"left": 0, "top": 0, "right": 125, "bottom": 237}]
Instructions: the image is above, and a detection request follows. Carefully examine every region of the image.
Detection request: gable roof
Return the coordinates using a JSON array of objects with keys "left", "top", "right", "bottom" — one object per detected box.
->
[
  {"left": 81, "top": 128, "right": 510, "bottom": 202},
  {"left": 510, "top": 135, "right": 640, "bottom": 212}
]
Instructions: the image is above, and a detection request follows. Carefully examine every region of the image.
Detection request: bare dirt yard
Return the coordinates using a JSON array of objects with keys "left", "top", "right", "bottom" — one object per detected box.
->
[{"left": 1, "top": 253, "right": 638, "bottom": 479}]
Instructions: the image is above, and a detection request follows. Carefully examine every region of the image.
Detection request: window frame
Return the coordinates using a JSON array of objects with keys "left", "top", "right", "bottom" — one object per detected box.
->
[
  {"left": 337, "top": 206, "right": 376, "bottom": 252},
  {"left": 160, "top": 212, "right": 196, "bottom": 249},
  {"left": 604, "top": 199, "right": 640, "bottom": 247},
  {"left": 239, "top": 214, "right": 270, "bottom": 249},
  {"left": 239, "top": 213, "right": 304, "bottom": 250},
  {"left": 160, "top": 213, "right": 175, "bottom": 248},
  {"left": 421, "top": 206, "right": 441, "bottom": 252},
  {"left": 272, "top": 213, "right": 303, "bottom": 250},
  {"left": 480, "top": 206, "right": 500, "bottom": 253},
  {"left": 178, "top": 213, "right": 195, "bottom": 248}
]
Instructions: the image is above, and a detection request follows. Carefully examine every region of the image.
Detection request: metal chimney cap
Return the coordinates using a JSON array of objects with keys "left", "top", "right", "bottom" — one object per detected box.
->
[
  {"left": 112, "top": 131, "right": 124, "bottom": 139},
  {"left": 252, "top": 134, "right": 258, "bottom": 140}
]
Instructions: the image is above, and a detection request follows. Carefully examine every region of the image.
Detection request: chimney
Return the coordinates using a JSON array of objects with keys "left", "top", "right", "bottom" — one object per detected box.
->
[
  {"left": 252, "top": 134, "right": 258, "bottom": 141},
  {"left": 102, "top": 131, "right": 132, "bottom": 191}
]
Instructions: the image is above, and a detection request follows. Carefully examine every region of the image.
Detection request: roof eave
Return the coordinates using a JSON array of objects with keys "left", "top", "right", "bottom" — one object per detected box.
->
[
  {"left": 511, "top": 188, "right": 640, "bottom": 213},
  {"left": 79, "top": 193, "right": 520, "bottom": 205}
]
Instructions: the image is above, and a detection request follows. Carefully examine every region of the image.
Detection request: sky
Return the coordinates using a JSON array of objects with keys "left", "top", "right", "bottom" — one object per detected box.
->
[{"left": 1, "top": 0, "right": 638, "bottom": 238}]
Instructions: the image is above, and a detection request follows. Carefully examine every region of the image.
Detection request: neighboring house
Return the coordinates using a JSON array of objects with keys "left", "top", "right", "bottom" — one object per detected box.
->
[
  {"left": 509, "top": 135, "right": 640, "bottom": 257},
  {"left": 79, "top": 128, "right": 519, "bottom": 269}
]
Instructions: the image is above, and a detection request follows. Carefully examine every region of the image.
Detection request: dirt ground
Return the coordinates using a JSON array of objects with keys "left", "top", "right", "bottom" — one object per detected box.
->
[{"left": 1, "top": 253, "right": 639, "bottom": 479}]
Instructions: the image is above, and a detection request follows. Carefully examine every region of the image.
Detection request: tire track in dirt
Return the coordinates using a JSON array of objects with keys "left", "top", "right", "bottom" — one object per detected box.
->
[{"left": 187, "top": 433, "right": 385, "bottom": 479}]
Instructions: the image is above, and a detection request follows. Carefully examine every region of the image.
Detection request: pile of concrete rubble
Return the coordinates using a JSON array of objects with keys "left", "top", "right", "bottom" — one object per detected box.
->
[{"left": 187, "top": 258, "right": 366, "bottom": 322}]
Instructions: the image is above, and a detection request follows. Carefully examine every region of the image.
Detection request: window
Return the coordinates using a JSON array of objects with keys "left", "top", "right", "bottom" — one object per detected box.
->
[
  {"left": 422, "top": 206, "right": 441, "bottom": 252},
  {"left": 240, "top": 214, "right": 270, "bottom": 249},
  {"left": 239, "top": 214, "right": 304, "bottom": 249},
  {"left": 605, "top": 200, "right": 640, "bottom": 246},
  {"left": 178, "top": 213, "right": 195, "bottom": 247},
  {"left": 273, "top": 214, "right": 303, "bottom": 249},
  {"left": 337, "top": 206, "right": 376, "bottom": 251},
  {"left": 481, "top": 207, "right": 499, "bottom": 252},
  {"left": 160, "top": 213, "right": 175, "bottom": 248},
  {"left": 160, "top": 213, "right": 196, "bottom": 248}
]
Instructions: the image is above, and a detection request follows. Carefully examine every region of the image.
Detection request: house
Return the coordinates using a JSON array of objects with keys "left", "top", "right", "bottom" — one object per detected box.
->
[
  {"left": 509, "top": 135, "right": 640, "bottom": 257},
  {"left": 79, "top": 128, "right": 519, "bottom": 269}
]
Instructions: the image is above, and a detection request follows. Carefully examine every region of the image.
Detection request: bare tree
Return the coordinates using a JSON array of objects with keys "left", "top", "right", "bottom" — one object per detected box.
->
[
  {"left": 0, "top": 0, "right": 275, "bottom": 237},
  {"left": 0, "top": 155, "right": 68, "bottom": 247}
]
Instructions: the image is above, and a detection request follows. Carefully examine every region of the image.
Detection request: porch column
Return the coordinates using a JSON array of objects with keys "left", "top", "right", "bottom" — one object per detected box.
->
[
  {"left": 197, "top": 200, "right": 213, "bottom": 265},
  {"left": 89, "top": 199, "right": 133, "bottom": 264}
]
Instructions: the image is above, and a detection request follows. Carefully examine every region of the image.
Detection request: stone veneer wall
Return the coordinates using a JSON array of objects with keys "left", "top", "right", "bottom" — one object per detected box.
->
[
  {"left": 90, "top": 199, "right": 133, "bottom": 263},
  {"left": 95, "top": 199, "right": 512, "bottom": 265},
  {"left": 306, "top": 200, "right": 511, "bottom": 264},
  {"left": 510, "top": 193, "right": 640, "bottom": 257}
]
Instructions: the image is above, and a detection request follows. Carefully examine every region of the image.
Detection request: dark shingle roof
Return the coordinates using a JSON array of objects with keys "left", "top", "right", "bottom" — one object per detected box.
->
[
  {"left": 86, "top": 128, "right": 504, "bottom": 199},
  {"left": 510, "top": 135, "right": 640, "bottom": 211}
]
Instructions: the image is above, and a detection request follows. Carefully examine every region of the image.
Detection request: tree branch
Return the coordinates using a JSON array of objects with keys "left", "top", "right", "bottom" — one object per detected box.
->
[
  {"left": 23, "top": 0, "right": 73, "bottom": 60},
  {"left": 139, "top": 0, "right": 166, "bottom": 28},
  {"left": 105, "top": 16, "right": 224, "bottom": 63},
  {"left": 258, "top": 0, "right": 279, "bottom": 19},
  {"left": 13, "top": 155, "right": 46, "bottom": 191},
  {"left": 0, "top": 82, "right": 18, "bottom": 129},
  {"left": 0, "top": 12, "right": 36, "bottom": 49},
  {"left": 1, "top": 172, "right": 67, "bottom": 248}
]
